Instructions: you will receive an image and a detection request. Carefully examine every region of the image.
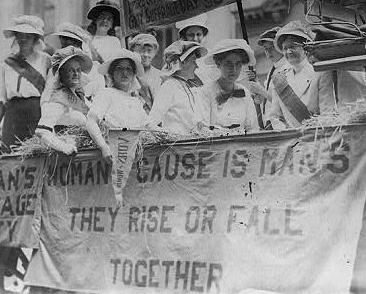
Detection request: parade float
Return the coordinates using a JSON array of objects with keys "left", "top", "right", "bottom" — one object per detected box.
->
[{"left": 2, "top": 0, "right": 366, "bottom": 293}]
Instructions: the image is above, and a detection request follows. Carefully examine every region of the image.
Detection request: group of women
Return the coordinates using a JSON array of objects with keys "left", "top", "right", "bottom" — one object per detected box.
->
[{"left": 0, "top": 0, "right": 262, "bottom": 162}]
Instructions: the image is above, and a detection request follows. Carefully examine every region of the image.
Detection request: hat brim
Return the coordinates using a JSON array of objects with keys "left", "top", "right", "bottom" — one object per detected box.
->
[
  {"left": 274, "top": 32, "right": 312, "bottom": 52},
  {"left": 56, "top": 54, "right": 93, "bottom": 76},
  {"left": 87, "top": 5, "right": 120, "bottom": 26},
  {"left": 98, "top": 55, "right": 144, "bottom": 77},
  {"left": 52, "top": 31, "right": 84, "bottom": 43},
  {"left": 179, "top": 25, "right": 209, "bottom": 38},
  {"left": 204, "top": 46, "right": 256, "bottom": 67},
  {"left": 3, "top": 24, "right": 43, "bottom": 38},
  {"left": 180, "top": 46, "right": 208, "bottom": 62}
]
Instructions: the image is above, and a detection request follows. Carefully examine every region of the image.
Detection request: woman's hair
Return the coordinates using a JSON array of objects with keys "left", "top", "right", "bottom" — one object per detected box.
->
[
  {"left": 213, "top": 49, "right": 249, "bottom": 66},
  {"left": 108, "top": 58, "right": 136, "bottom": 76},
  {"left": 86, "top": 20, "right": 116, "bottom": 36}
]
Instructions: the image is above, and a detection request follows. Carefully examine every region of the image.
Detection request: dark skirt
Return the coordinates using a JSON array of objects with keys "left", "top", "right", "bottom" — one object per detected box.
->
[{"left": 2, "top": 96, "right": 41, "bottom": 153}]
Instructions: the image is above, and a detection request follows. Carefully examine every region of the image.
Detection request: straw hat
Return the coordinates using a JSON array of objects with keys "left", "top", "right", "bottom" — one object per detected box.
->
[
  {"left": 98, "top": 48, "right": 144, "bottom": 77},
  {"left": 46, "top": 22, "right": 90, "bottom": 50},
  {"left": 3, "top": 15, "right": 44, "bottom": 38},
  {"left": 129, "top": 33, "right": 159, "bottom": 51},
  {"left": 204, "top": 38, "right": 256, "bottom": 66},
  {"left": 87, "top": 0, "right": 121, "bottom": 26},
  {"left": 52, "top": 46, "right": 93, "bottom": 75},
  {"left": 274, "top": 20, "right": 315, "bottom": 52},
  {"left": 164, "top": 40, "right": 207, "bottom": 63},
  {"left": 257, "top": 26, "right": 281, "bottom": 46},
  {"left": 176, "top": 13, "right": 209, "bottom": 38}
]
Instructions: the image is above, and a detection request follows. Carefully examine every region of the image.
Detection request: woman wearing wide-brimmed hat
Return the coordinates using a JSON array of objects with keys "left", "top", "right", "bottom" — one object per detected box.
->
[
  {"left": 35, "top": 46, "right": 93, "bottom": 154},
  {"left": 195, "top": 39, "right": 259, "bottom": 132},
  {"left": 86, "top": 49, "right": 148, "bottom": 162},
  {"left": 146, "top": 40, "right": 207, "bottom": 135},
  {"left": 0, "top": 15, "right": 51, "bottom": 152},
  {"left": 44, "top": 22, "right": 105, "bottom": 101},
  {"left": 87, "top": 0, "right": 122, "bottom": 64}
]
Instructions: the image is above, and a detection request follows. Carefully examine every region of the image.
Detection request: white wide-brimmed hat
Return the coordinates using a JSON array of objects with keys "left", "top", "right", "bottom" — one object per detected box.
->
[
  {"left": 87, "top": 0, "right": 121, "bottom": 26},
  {"left": 204, "top": 38, "right": 256, "bottom": 66},
  {"left": 47, "top": 22, "right": 90, "bottom": 50},
  {"left": 98, "top": 48, "right": 144, "bottom": 77},
  {"left": 164, "top": 40, "right": 207, "bottom": 63},
  {"left": 176, "top": 13, "right": 209, "bottom": 38},
  {"left": 52, "top": 46, "right": 93, "bottom": 75},
  {"left": 129, "top": 33, "right": 159, "bottom": 51},
  {"left": 3, "top": 15, "right": 44, "bottom": 38},
  {"left": 274, "top": 20, "right": 315, "bottom": 52}
]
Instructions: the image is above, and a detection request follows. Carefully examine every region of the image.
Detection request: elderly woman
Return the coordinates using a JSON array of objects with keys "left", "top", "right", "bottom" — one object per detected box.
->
[
  {"left": 87, "top": 0, "right": 122, "bottom": 63},
  {"left": 196, "top": 39, "right": 259, "bottom": 132},
  {"left": 146, "top": 40, "right": 207, "bottom": 135},
  {"left": 269, "top": 21, "right": 335, "bottom": 129},
  {"left": 0, "top": 15, "right": 51, "bottom": 152},
  {"left": 86, "top": 49, "right": 148, "bottom": 162},
  {"left": 35, "top": 46, "right": 93, "bottom": 154}
]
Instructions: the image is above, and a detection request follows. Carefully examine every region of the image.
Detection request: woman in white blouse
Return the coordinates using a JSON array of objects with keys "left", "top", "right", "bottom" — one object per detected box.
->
[
  {"left": 86, "top": 0, "right": 122, "bottom": 63},
  {"left": 86, "top": 49, "right": 148, "bottom": 162},
  {"left": 146, "top": 40, "right": 207, "bottom": 135},
  {"left": 35, "top": 46, "right": 93, "bottom": 154},
  {"left": 196, "top": 39, "right": 259, "bottom": 132},
  {"left": 0, "top": 15, "right": 51, "bottom": 152}
]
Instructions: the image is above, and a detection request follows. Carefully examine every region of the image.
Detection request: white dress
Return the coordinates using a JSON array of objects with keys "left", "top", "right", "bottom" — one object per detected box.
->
[
  {"left": 89, "top": 87, "right": 148, "bottom": 129},
  {"left": 146, "top": 77, "right": 199, "bottom": 135}
]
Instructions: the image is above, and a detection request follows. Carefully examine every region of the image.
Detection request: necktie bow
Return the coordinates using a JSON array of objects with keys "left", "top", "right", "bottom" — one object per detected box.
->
[{"left": 216, "top": 89, "right": 246, "bottom": 105}]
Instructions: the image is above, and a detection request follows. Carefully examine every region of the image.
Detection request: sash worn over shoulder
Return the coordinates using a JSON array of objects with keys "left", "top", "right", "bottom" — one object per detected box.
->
[
  {"left": 272, "top": 71, "right": 311, "bottom": 124},
  {"left": 5, "top": 54, "right": 46, "bottom": 95}
]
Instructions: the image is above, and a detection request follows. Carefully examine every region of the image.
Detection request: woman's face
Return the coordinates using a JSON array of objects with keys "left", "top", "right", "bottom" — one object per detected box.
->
[
  {"left": 96, "top": 11, "right": 114, "bottom": 34},
  {"left": 134, "top": 44, "right": 157, "bottom": 68},
  {"left": 112, "top": 59, "right": 135, "bottom": 90},
  {"left": 14, "top": 32, "right": 37, "bottom": 53},
  {"left": 217, "top": 52, "right": 244, "bottom": 83},
  {"left": 184, "top": 26, "right": 205, "bottom": 44},
  {"left": 281, "top": 37, "right": 306, "bottom": 66},
  {"left": 60, "top": 58, "right": 82, "bottom": 88}
]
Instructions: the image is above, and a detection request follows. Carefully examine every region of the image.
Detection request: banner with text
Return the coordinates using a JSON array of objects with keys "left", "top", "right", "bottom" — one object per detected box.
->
[
  {"left": 25, "top": 126, "right": 366, "bottom": 293},
  {"left": 0, "top": 156, "right": 45, "bottom": 248},
  {"left": 120, "top": 0, "right": 236, "bottom": 35}
]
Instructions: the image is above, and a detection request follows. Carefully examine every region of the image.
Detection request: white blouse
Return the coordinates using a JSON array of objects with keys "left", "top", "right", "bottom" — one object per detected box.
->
[
  {"left": 196, "top": 81, "right": 259, "bottom": 131},
  {"left": 91, "top": 36, "right": 122, "bottom": 62},
  {"left": 0, "top": 51, "right": 50, "bottom": 103},
  {"left": 146, "top": 77, "right": 199, "bottom": 135},
  {"left": 89, "top": 87, "right": 148, "bottom": 129}
]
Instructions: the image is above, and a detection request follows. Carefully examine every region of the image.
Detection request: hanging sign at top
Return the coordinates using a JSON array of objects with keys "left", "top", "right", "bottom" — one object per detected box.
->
[{"left": 120, "top": 0, "right": 236, "bottom": 35}]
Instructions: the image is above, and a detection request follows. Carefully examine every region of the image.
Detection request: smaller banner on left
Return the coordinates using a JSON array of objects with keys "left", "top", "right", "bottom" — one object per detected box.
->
[{"left": 0, "top": 156, "right": 46, "bottom": 248}]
